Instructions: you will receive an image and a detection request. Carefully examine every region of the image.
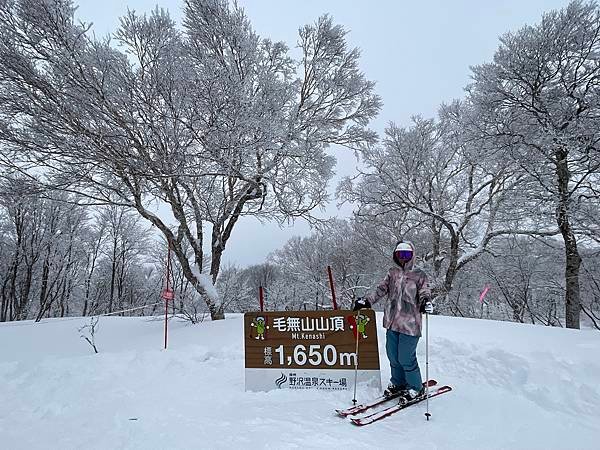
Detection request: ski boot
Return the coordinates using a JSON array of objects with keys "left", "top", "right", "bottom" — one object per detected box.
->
[
  {"left": 398, "top": 386, "right": 425, "bottom": 405},
  {"left": 383, "top": 383, "right": 405, "bottom": 398}
]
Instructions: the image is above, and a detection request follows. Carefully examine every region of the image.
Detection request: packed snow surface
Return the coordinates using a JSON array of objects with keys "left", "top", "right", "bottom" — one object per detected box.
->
[{"left": 1, "top": 313, "right": 599, "bottom": 449}]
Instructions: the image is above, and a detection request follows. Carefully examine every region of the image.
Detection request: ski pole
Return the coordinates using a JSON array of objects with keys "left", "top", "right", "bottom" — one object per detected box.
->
[
  {"left": 425, "top": 311, "right": 431, "bottom": 421},
  {"left": 352, "top": 310, "right": 360, "bottom": 405}
]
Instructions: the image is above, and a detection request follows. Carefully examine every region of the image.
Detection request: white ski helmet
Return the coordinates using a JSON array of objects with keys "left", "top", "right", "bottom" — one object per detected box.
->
[{"left": 393, "top": 241, "right": 414, "bottom": 265}]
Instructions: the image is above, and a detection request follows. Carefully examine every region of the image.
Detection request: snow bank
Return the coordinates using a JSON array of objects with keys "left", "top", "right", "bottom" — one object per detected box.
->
[{"left": 0, "top": 314, "right": 598, "bottom": 449}]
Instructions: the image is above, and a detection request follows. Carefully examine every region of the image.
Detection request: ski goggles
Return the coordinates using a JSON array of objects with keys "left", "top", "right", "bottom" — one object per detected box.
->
[{"left": 394, "top": 249, "right": 413, "bottom": 262}]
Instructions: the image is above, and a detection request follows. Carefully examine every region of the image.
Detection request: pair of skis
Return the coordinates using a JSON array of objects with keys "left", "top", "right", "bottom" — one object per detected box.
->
[{"left": 336, "top": 380, "right": 452, "bottom": 426}]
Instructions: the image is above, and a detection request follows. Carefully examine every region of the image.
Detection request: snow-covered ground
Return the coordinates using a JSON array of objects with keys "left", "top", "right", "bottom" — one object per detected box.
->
[{"left": 1, "top": 313, "right": 599, "bottom": 450}]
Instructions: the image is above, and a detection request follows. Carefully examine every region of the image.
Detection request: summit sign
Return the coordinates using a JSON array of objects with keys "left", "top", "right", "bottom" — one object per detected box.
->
[{"left": 244, "top": 310, "right": 381, "bottom": 392}]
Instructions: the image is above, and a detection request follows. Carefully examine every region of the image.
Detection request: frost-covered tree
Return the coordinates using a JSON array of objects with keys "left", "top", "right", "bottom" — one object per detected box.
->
[
  {"left": 270, "top": 219, "right": 381, "bottom": 311},
  {"left": 0, "top": 180, "right": 159, "bottom": 322},
  {"left": 339, "top": 103, "right": 539, "bottom": 305},
  {"left": 236, "top": 263, "right": 281, "bottom": 310},
  {"left": 468, "top": 0, "right": 600, "bottom": 328},
  {"left": 581, "top": 250, "right": 600, "bottom": 329},
  {"left": 0, "top": 0, "right": 380, "bottom": 320},
  {"left": 0, "top": 181, "right": 88, "bottom": 321},
  {"left": 88, "top": 206, "right": 152, "bottom": 316},
  {"left": 97, "top": 206, "right": 149, "bottom": 314},
  {"left": 215, "top": 264, "right": 253, "bottom": 313},
  {"left": 464, "top": 236, "right": 565, "bottom": 325}
]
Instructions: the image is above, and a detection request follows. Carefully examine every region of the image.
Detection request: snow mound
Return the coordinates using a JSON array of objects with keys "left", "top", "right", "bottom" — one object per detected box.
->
[{"left": 0, "top": 314, "right": 599, "bottom": 449}]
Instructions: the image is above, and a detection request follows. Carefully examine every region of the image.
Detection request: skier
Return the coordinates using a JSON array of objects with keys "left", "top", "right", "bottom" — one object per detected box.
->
[{"left": 354, "top": 240, "right": 434, "bottom": 403}]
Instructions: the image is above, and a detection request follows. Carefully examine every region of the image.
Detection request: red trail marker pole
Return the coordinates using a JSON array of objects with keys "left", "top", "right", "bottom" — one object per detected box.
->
[
  {"left": 259, "top": 286, "right": 264, "bottom": 312},
  {"left": 327, "top": 265, "right": 338, "bottom": 310},
  {"left": 162, "top": 243, "right": 174, "bottom": 350},
  {"left": 164, "top": 296, "right": 168, "bottom": 349}
]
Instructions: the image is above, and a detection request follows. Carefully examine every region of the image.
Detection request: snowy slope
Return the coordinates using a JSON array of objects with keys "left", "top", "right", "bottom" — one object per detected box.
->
[{"left": 1, "top": 314, "right": 599, "bottom": 450}]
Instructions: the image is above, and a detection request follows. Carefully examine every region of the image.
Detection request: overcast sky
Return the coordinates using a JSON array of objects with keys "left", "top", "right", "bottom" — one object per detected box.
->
[{"left": 76, "top": 0, "right": 571, "bottom": 267}]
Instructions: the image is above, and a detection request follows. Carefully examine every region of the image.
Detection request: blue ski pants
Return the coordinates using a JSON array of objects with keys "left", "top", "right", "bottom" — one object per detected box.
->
[{"left": 385, "top": 329, "right": 423, "bottom": 390}]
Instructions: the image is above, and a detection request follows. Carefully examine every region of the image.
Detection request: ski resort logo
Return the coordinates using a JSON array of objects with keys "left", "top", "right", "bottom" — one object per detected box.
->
[{"left": 275, "top": 373, "right": 288, "bottom": 389}]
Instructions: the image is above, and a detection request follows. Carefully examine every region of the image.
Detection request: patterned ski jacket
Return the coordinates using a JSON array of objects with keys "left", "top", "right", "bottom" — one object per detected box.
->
[{"left": 366, "top": 241, "right": 431, "bottom": 337}]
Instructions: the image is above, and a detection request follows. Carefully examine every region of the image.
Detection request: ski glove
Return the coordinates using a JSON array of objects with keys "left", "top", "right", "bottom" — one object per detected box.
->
[
  {"left": 420, "top": 300, "right": 434, "bottom": 314},
  {"left": 353, "top": 297, "right": 372, "bottom": 311}
]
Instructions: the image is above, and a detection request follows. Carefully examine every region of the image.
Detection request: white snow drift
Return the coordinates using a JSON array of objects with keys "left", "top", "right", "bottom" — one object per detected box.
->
[{"left": 0, "top": 314, "right": 599, "bottom": 449}]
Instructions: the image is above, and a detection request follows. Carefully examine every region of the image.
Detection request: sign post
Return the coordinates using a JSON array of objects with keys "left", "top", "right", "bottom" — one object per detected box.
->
[{"left": 244, "top": 310, "right": 380, "bottom": 392}]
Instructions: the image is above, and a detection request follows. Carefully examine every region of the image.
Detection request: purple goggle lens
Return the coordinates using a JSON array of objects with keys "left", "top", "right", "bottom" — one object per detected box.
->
[{"left": 395, "top": 250, "right": 413, "bottom": 262}]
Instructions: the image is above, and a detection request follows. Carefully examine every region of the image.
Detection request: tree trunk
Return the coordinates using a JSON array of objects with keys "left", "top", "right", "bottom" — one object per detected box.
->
[
  {"left": 108, "top": 236, "right": 118, "bottom": 314},
  {"left": 210, "top": 225, "right": 226, "bottom": 284},
  {"left": 167, "top": 234, "right": 224, "bottom": 321},
  {"left": 16, "top": 264, "right": 33, "bottom": 320},
  {"left": 117, "top": 244, "right": 127, "bottom": 315},
  {"left": 132, "top": 192, "right": 225, "bottom": 320},
  {"left": 443, "top": 233, "right": 460, "bottom": 296},
  {"left": 5, "top": 245, "right": 21, "bottom": 321},
  {"left": 563, "top": 235, "right": 582, "bottom": 329},
  {"left": 1, "top": 273, "right": 10, "bottom": 322},
  {"left": 38, "top": 251, "right": 50, "bottom": 319},
  {"left": 83, "top": 259, "right": 93, "bottom": 317},
  {"left": 431, "top": 221, "right": 443, "bottom": 278},
  {"left": 555, "top": 149, "right": 581, "bottom": 329},
  {"left": 4, "top": 210, "right": 24, "bottom": 322}
]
